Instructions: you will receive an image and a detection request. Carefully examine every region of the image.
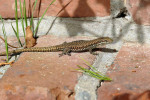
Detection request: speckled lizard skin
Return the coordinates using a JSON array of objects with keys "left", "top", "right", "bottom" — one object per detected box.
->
[{"left": 0, "top": 37, "right": 113, "bottom": 56}]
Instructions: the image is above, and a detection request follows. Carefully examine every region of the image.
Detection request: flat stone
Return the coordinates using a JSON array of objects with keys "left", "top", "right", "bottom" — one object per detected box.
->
[
  {"left": 0, "top": 85, "right": 55, "bottom": 100},
  {"left": 98, "top": 43, "right": 150, "bottom": 100},
  {"left": 0, "top": 35, "right": 97, "bottom": 100}
]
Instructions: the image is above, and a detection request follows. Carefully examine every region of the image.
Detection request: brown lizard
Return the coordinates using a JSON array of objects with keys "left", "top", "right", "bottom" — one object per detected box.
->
[{"left": 0, "top": 37, "right": 113, "bottom": 57}]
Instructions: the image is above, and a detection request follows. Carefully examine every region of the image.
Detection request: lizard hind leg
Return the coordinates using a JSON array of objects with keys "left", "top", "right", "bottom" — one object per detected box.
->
[
  {"left": 59, "top": 48, "right": 71, "bottom": 57},
  {"left": 88, "top": 46, "right": 98, "bottom": 55},
  {"left": 89, "top": 48, "right": 98, "bottom": 55}
]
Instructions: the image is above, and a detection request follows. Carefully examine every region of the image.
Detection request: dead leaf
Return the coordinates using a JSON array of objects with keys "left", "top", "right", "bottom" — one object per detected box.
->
[{"left": 25, "top": 26, "right": 36, "bottom": 48}]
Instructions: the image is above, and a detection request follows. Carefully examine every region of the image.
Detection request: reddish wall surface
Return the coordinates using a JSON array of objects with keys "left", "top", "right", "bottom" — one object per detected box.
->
[
  {"left": 0, "top": 0, "right": 110, "bottom": 18},
  {"left": 0, "top": 0, "right": 150, "bottom": 25},
  {"left": 127, "top": 0, "right": 150, "bottom": 25}
]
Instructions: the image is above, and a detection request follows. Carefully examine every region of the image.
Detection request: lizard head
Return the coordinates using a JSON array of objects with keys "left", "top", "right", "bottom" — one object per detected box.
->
[{"left": 98, "top": 37, "right": 113, "bottom": 44}]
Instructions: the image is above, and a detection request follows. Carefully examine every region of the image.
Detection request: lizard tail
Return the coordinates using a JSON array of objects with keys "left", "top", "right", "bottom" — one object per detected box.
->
[
  {"left": 0, "top": 47, "right": 59, "bottom": 56},
  {"left": 0, "top": 49, "right": 26, "bottom": 56},
  {"left": 0, "top": 50, "right": 18, "bottom": 56}
]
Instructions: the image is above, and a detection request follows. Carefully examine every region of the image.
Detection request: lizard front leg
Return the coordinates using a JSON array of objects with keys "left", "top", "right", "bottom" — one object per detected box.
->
[{"left": 59, "top": 48, "right": 71, "bottom": 57}]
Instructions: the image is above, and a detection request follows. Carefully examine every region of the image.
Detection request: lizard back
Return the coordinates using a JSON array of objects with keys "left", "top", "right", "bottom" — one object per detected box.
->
[{"left": 0, "top": 37, "right": 113, "bottom": 56}]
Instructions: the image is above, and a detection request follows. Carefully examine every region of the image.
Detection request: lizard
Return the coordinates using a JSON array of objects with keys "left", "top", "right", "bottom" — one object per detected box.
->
[{"left": 0, "top": 37, "right": 113, "bottom": 57}]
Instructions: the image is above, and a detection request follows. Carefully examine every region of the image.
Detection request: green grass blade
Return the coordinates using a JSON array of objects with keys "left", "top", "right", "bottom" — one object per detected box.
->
[
  {"left": 30, "top": 0, "right": 38, "bottom": 27},
  {"left": 23, "top": 0, "right": 28, "bottom": 27},
  {"left": 15, "top": 0, "right": 19, "bottom": 37},
  {"left": 77, "top": 65, "right": 99, "bottom": 78},
  {"left": 11, "top": 23, "right": 22, "bottom": 47},
  {"left": 33, "top": 0, "right": 56, "bottom": 36},
  {"left": 77, "top": 65, "right": 111, "bottom": 81},
  {"left": 11, "top": 23, "right": 17, "bottom": 36},
  {"left": 32, "top": 0, "right": 38, "bottom": 11},
  {"left": 79, "top": 56, "right": 98, "bottom": 71},
  {"left": 15, "top": 0, "right": 22, "bottom": 47},
  {"left": 19, "top": 0, "right": 25, "bottom": 39},
  {"left": 76, "top": 57, "right": 112, "bottom": 81},
  {"left": 0, "top": 16, "right": 9, "bottom": 62}
]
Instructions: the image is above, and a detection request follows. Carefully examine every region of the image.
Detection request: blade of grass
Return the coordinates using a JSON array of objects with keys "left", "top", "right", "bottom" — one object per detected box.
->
[
  {"left": 11, "top": 23, "right": 22, "bottom": 46},
  {"left": 33, "top": 0, "right": 56, "bottom": 36},
  {"left": 77, "top": 65, "right": 111, "bottom": 81},
  {"left": 80, "top": 57, "right": 110, "bottom": 76},
  {"left": 79, "top": 56, "right": 103, "bottom": 75},
  {"left": 79, "top": 56, "right": 96, "bottom": 69},
  {"left": 30, "top": 0, "right": 38, "bottom": 27},
  {"left": 19, "top": 0, "right": 25, "bottom": 39},
  {"left": 77, "top": 65, "right": 102, "bottom": 79},
  {"left": 0, "top": 16, "right": 9, "bottom": 62},
  {"left": 76, "top": 57, "right": 112, "bottom": 81},
  {"left": 15, "top": 0, "right": 22, "bottom": 47},
  {"left": 23, "top": 0, "right": 28, "bottom": 27},
  {"left": 15, "top": 0, "right": 19, "bottom": 37}
]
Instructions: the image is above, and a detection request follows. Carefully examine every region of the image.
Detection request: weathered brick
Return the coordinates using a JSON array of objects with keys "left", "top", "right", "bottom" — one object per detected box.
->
[{"left": 0, "top": 0, "right": 110, "bottom": 18}]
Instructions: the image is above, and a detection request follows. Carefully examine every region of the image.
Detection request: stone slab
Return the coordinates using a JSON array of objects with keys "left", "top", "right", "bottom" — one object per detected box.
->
[
  {"left": 98, "top": 43, "right": 150, "bottom": 100},
  {"left": 0, "top": 35, "right": 98, "bottom": 100}
]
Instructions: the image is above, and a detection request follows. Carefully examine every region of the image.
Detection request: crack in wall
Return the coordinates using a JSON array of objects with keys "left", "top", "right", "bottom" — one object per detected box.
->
[{"left": 114, "top": 7, "right": 129, "bottom": 18}]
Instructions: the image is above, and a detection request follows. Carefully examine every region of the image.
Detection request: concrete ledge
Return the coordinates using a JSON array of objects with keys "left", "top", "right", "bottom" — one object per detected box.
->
[{"left": 0, "top": 17, "right": 150, "bottom": 43}]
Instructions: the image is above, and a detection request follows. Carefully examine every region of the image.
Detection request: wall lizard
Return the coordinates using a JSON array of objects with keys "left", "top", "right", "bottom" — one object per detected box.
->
[{"left": 0, "top": 37, "right": 113, "bottom": 57}]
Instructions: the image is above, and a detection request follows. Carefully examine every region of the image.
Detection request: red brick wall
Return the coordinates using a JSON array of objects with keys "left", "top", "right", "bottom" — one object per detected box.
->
[
  {"left": 0, "top": 0, "right": 150, "bottom": 25},
  {"left": 0, "top": 0, "right": 110, "bottom": 18},
  {"left": 127, "top": 0, "right": 150, "bottom": 25}
]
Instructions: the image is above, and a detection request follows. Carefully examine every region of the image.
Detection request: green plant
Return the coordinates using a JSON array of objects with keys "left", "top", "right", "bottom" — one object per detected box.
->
[
  {"left": 33, "top": 0, "right": 56, "bottom": 36},
  {"left": 0, "top": 0, "right": 56, "bottom": 61},
  {"left": 30, "top": 0, "right": 38, "bottom": 29},
  {"left": 23, "top": 0, "right": 28, "bottom": 27},
  {"left": 11, "top": 0, "right": 56, "bottom": 46},
  {"left": 76, "top": 57, "right": 112, "bottom": 81},
  {"left": 0, "top": 16, "right": 9, "bottom": 62},
  {"left": 11, "top": 0, "right": 23, "bottom": 47},
  {"left": 19, "top": 0, "right": 25, "bottom": 38}
]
